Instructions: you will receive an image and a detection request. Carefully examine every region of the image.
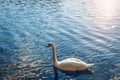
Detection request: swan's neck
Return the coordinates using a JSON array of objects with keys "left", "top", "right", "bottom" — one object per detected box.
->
[{"left": 52, "top": 46, "right": 58, "bottom": 65}]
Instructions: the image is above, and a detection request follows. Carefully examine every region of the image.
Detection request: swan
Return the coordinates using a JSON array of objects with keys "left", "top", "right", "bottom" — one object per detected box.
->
[{"left": 47, "top": 43, "right": 94, "bottom": 72}]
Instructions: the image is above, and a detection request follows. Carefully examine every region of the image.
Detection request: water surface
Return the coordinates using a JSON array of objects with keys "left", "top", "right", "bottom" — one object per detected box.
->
[{"left": 0, "top": 0, "right": 120, "bottom": 80}]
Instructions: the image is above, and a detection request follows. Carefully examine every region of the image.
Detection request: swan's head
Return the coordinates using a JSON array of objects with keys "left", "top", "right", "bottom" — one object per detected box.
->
[{"left": 47, "top": 43, "right": 55, "bottom": 48}]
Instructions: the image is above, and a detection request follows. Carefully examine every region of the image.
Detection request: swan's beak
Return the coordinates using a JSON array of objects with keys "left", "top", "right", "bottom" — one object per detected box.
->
[
  {"left": 46, "top": 45, "right": 50, "bottom": 47},
  {"left": 46, "top": 44, "right": 51, "bottom": 47},
  {"left": 46, "top": 45, "right": 49, "bottom": 47}
]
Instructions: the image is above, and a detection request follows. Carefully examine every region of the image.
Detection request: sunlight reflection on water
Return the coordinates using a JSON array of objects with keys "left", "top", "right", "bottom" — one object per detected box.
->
[{"left": 0, "top": 0, "right": 120, "bottom": 80}]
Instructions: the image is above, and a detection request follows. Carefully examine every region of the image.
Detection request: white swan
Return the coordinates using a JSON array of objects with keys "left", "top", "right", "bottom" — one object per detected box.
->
[{"left": 47, "top": 43, "right": 94, "bottom": 71}]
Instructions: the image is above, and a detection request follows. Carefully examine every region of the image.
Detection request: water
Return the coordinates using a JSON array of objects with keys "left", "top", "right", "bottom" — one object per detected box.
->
[{"left": 0, "top": 0, "right": 120, "bottom": 80}]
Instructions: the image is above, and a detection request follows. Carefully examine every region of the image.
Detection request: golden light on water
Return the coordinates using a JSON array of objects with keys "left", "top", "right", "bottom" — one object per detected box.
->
[
  {"left": 93, "top": 0, "right": 116, "bottom": 30},
  {"left": 95, "top": 0, "right": 115, "bottom": 18},
  {"left": 61, "top": 0, "right": 118, "bottom": 30},
  {"left": 99, "top": 0, "right": 114, "bottom": 18}
]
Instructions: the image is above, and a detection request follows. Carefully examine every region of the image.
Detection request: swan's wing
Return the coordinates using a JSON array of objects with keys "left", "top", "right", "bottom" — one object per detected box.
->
[
  {"left": 66, "top": 58, "right": 87, "bottom": 64},
  {"left": 63, "top": 58, "right": 94, "bottom": 67},
  {"left": 57, "top": 58, "right": 88, "bottom": 71}
]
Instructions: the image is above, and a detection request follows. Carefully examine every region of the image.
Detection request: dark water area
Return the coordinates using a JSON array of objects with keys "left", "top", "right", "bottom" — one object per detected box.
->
[{"left": 0, "top": 0, "right": 120, "bottom": 80}]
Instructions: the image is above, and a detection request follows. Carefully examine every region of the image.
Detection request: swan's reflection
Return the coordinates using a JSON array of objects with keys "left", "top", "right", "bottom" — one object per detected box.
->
[
  {"left": 53, "top": 66, "right": 58, "bottom": 80},
  {"left": 53, "top": 66, "right": 94, "bottom": 80}
]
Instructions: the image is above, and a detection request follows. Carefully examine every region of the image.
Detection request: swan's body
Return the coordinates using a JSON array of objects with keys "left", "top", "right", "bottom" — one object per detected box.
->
[
  {"left": 47, "top": 43, "right": 94, "bottom": 71},
  {"left": 57, "top": 58, "right": 94, "bottom": 71}
]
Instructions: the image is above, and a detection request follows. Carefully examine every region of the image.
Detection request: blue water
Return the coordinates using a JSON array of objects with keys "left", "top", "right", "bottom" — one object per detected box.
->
[{"left": 0, "top": 0, "right": 120, "bottom": 80}]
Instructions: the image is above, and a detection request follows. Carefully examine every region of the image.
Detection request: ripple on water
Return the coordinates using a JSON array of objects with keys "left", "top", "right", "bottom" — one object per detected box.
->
[{"left": 0, "top": 0, "right": 120, "bottom": 80}]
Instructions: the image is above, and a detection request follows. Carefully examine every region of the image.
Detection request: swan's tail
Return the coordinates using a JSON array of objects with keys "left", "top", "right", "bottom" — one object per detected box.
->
[{"left": 87, "top": 64, "right": 94, "bottom": 67}]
